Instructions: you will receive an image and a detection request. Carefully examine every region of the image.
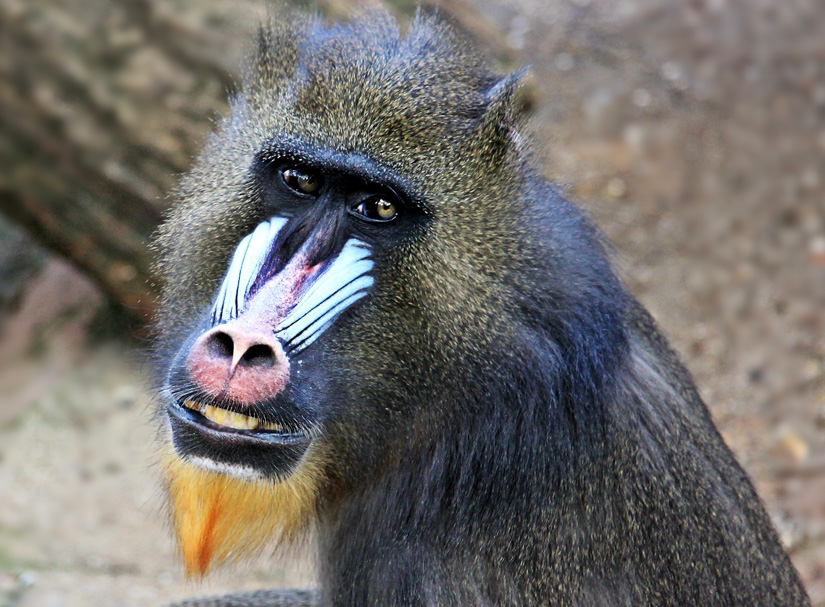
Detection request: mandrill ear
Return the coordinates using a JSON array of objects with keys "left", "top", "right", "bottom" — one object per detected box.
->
[{"left": 478, "top": 69, "right": 530, "bottom": 158}]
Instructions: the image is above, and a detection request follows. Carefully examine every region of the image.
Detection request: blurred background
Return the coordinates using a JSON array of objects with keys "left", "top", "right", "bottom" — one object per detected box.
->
[{"left": 0, "top": 0, "right": 823, "bottom": 605}]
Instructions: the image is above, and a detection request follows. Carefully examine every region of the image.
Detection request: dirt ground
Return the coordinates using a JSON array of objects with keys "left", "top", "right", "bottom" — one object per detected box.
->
[{"left": 1, "top": 1, "right": 823, "bottom": 605}]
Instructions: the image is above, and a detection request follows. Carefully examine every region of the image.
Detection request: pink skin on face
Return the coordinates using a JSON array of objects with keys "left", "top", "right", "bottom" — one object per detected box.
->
[{"left": 186, "top": 246, "right": 323, "bottom": 407}]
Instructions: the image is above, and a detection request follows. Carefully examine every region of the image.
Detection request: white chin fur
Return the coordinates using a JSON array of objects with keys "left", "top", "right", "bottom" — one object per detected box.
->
[{"left": 184, "top": 455, "right": 267, "bottom": 482}]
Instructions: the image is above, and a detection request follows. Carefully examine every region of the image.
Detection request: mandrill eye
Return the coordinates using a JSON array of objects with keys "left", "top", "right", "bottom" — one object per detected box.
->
[
  {"left": 351, "top": 196, "right": 399, "bottom": 223},
  {"left": 281, "top": 166, "right": 323, "bottom": 195}
]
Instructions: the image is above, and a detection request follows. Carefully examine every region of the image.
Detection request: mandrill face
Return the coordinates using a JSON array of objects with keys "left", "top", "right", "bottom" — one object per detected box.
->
[
  {"left": 153, "top": 11, "right": 529, "bottom": 577},
  {"left": 165, "top": 161, "right": 399, "bottom": 483},
  {"left": 157, "top": 144, "right": 436, "bottom": 574}
]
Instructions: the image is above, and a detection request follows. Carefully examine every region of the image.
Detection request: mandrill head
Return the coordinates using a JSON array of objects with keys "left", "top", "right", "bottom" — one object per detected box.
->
[{"left": 152, "top": 10, "right": 622, "bottom": 578}]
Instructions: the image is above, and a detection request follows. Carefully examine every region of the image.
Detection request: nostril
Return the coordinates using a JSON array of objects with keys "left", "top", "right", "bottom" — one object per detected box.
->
[
  {"left": 240, "top": 344, "right": 276, "bottom": 368},
  {"left": 187, "top": 327, "right": 288, "bottom": 403},
  {"left": 206, "top": 331, "right": 234, "bottom": 359}
]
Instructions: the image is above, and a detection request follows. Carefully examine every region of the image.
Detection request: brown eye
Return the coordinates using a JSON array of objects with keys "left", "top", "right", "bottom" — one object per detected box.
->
[
  {"left": 352, "top": 196, "right": 399, "bottom": 222},
  {"left": 281, "top": 167, "right": 322, "bottom": 195}
]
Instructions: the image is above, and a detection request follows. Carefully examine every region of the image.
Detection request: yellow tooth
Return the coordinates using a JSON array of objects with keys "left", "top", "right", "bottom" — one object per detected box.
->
[
  {"left": 204, "top": 405, "right": 219, "bottom": 424},
  {"left": 223, "top": 411, "right": 235, "bottom": 428},
  {"left": 228, "top": 411, "right": 248, "bottom": 430},
  {"left": 226, "top": 411, "right": 240, "bottom": 429},
  {"left": 214, "top": 408, "right": 230, "bottom": 426},
  {"left": 263, "top": 421, "right": 283, "bottom": 431},
  {"left": 189, "top": 402, "right": 267, "bottom": 431}
]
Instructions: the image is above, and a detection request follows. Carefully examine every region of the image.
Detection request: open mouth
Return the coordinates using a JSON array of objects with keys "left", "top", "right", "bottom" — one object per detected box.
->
[
  {"left": 167, "top": 399, "right": 310, "bottom": 446},
  {"left": 181, "top": 400, "right": 285, "bottom": 432},
  {"left": 166, "top": 398, "right": 312, "bottom": 479}
]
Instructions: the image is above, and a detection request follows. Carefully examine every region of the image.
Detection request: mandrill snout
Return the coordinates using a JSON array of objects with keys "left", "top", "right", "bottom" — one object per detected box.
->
[
  {"left": 182, "top": 216, "right": 374, "bottom": 409},
  {"left": 186, "top": 319, "right": 290, "bottom": 406}
]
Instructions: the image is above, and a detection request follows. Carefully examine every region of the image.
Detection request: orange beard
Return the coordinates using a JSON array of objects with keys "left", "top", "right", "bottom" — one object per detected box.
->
[{"left": 159, "top": 447, "right": 320, "bottom": 576}]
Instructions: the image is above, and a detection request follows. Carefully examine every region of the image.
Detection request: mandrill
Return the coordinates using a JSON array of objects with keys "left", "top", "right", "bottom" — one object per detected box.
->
[{"left": 153, "top": 10, "right": 811, "bottom": 607}]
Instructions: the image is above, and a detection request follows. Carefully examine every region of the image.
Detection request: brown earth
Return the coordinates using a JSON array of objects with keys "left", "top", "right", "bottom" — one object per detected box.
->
[{"left": 0, "top": 0, "right": 823, "bottom": 605}]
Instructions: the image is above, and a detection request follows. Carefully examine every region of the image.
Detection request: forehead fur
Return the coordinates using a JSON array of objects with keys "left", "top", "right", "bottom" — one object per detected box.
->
[{"left": 242, "top": 11, "right": 511, "bottom": 173}]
